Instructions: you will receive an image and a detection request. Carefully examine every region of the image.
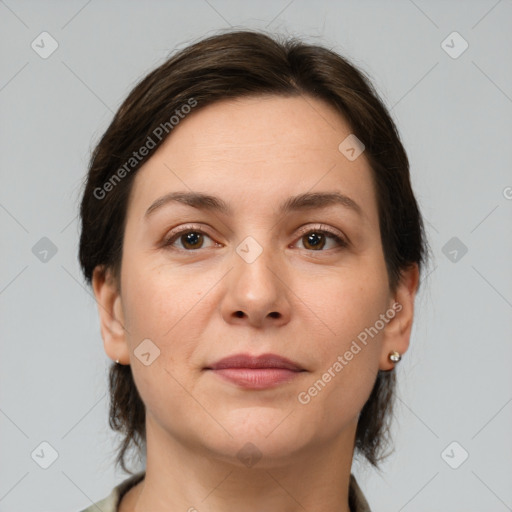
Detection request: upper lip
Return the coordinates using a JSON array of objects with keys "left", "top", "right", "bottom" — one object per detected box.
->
[{"left": 207, "top": 353, "right": 304, "bottom": 371}]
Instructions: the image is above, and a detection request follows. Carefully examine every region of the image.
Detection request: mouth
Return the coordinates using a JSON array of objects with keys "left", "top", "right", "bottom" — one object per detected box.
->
[{"left": 204, "top": 353, "right": 306, "bottom": 390}]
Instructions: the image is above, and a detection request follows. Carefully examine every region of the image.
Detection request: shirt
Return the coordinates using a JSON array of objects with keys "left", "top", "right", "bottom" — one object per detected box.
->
[{"left": 79, "top": 471, "right": 371, "bottom": 512}]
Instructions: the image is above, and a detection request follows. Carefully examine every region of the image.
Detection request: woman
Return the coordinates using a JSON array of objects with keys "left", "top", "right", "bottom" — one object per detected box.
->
[{"left": 78, "top": 28, "right": 428, "bottom": 512}]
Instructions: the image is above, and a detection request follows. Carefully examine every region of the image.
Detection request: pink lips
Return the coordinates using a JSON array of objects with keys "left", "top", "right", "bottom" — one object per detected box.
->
[{"left": 206, "top": 353, "right": 305, "bottom": 389}]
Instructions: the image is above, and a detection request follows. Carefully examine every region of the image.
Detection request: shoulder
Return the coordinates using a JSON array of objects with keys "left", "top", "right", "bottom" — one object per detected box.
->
[
  {"left": 77, "top": 471, "right": 146, "bottom": 512},
  {"left": 349, "top": 473, "right": 372, "bottom": 512}
]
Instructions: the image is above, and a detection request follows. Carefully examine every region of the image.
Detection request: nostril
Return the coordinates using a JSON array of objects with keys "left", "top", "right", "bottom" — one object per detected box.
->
[{"left": 235, "top": 311, "right": 244, "bottom": 318}]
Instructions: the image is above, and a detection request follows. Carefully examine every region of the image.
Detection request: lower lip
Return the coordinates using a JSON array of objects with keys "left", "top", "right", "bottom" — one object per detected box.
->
[{"left": 209, "top": 368, "right": 302, "bottom": 389}]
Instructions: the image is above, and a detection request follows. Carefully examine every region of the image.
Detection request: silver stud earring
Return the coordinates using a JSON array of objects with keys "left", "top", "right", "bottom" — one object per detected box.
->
[
  {"left": 388, "top": 351, "right": 401, "bottom": 363},
  {"left": 115, "top": 359, "right": 120, "bottom": 364}
]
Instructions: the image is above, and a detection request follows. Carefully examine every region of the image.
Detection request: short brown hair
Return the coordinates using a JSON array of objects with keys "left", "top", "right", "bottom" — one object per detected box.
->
[{"left": 79, "top": 28, "right": 429, "bottom": 474}]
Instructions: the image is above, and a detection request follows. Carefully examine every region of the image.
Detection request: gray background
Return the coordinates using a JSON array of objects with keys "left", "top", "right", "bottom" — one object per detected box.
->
[{"left": 1, "top": 0, "right": 511, "bottom": 510}]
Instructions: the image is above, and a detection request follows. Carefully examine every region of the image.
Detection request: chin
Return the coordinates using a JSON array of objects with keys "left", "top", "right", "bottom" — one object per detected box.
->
[
  {"left": 200, "top": 411, "right": 315, "bottom": 468},
  {"left": 206, "top": 436, "right": 310, "bottom": 470}
]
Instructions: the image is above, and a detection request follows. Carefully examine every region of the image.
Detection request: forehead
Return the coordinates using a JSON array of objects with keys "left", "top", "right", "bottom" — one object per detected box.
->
[
  {"left": 126, "top": 94, "right": 378, "bottom": 226},
  {"left": 153, "top": 94, "right": 353, "bottom": 158}
]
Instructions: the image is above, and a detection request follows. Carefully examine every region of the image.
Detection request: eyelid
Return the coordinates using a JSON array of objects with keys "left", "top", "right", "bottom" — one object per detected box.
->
[
  {"left": 294, "top": 223, "right": 348, "bottom": 245},
  {"left": 162, "top": 223, "right": 214, "bottom": 246}
]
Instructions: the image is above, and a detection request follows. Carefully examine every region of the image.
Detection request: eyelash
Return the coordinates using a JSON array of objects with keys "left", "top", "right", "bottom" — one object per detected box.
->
[{"left": 162, "top": 224, "right": 348, "bottom": 252}]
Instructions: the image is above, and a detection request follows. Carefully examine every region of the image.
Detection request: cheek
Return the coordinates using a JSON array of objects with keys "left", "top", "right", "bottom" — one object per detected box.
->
[
  {"left": 120, "top": 263, "right": 211, "bottom": 428},
  {"left": 122, "top": 255, "right": 210, "bottom": 340},
  {"left": 294, "top": 282, "right": 385, "bottom": 436},
  {"left": 296, "top": 260, "right": 388, "bottom": 349},
  {"left": 292, "top": 262, "right": 388, "bottom": 409}
]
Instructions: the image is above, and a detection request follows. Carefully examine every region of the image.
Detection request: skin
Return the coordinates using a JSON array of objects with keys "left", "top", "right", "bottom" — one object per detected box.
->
[{"left": 92, "top": 94, "right": 419, "bottom": 512}]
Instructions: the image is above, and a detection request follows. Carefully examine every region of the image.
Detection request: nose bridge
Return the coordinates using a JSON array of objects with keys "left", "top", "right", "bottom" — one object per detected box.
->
[
  {"left": 221, "top": 230, "right": 291, "bottom": 325},
  {"left": 233, "top": 233, "right": 281, "bottom": 295}
]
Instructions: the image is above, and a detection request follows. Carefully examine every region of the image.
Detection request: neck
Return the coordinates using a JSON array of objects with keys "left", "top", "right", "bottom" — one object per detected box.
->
[{"left": 124, "top": 415, "right": 357, "bottom": 512}]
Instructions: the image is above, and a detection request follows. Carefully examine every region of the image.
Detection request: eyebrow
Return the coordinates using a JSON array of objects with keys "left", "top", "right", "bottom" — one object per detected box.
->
[{"left": 144, "top": 191, "right": 363, "bottom": 219}]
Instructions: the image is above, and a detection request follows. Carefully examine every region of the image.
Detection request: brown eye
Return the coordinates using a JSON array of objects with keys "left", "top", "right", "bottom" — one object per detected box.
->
[
  {"left": 179, "top": 231, "right": 204, "bottom": 250},
  {"left": 302, "top": 232, "right": 327, "bottom": 250},
  {"left": 296, "top": 229, "right": 348, "bottom": 251},
  {"left": 164, "top": 229, "right": 216, "bottom": 250}
]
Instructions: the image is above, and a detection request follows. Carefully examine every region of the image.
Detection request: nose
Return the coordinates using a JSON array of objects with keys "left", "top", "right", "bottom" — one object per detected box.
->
[{"left": 220, "top": 240, "right": 292, "bottom": 328}]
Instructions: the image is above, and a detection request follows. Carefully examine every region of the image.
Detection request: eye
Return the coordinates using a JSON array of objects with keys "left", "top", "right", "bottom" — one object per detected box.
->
[
  {"left": 162, "top": 224, "right": 348, "bottom": 252},
  {"left": 294, "top": 225, "right": 348, "bottom": 251},
  {"left": 163, "top": 226, "right": 217, "bottom": 251}
]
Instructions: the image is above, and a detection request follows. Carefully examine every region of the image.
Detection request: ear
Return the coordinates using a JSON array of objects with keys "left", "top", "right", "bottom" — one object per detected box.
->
[
  {"left": 379, "top": 263, "right": 420, "bottom": 371},
  {"left": 91, "top": 265, "right": 130, "bottom": 365}
]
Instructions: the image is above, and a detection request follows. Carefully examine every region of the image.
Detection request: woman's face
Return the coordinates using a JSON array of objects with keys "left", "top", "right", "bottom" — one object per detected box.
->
[{"left": 94, "top": 94, "right": 417, "bottom": 466}]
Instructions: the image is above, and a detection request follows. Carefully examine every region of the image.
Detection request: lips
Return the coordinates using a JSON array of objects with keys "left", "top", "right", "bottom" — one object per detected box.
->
[
  {"left": 205, "top": 353, "right": 305, "bottom": 389},
  {"left": 206, "top": 353, "right": 304, "bottom": 371}
]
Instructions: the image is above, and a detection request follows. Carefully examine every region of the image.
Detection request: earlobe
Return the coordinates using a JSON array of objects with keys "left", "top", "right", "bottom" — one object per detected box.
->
[
  {"left": 380, "top": 263, "right": 420, "bottom": 371},
  {"left": 91, "top": 265, "right": 130, "bottom": 365}
]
